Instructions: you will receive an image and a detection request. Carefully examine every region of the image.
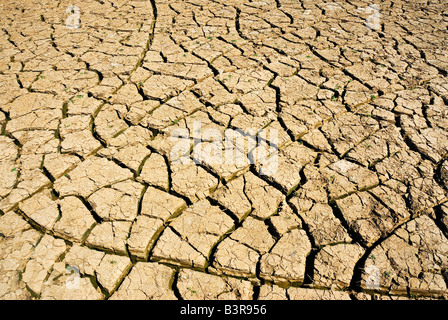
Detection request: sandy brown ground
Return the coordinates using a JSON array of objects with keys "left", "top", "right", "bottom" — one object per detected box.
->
[{"left": 0, "top": 0, "right": 447, "bottom": 300}]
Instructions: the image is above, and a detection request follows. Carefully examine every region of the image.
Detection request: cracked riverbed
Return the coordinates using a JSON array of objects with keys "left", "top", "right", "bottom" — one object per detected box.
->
[{"left": 0, "top": 0, "right": 448, "bottom": 300}]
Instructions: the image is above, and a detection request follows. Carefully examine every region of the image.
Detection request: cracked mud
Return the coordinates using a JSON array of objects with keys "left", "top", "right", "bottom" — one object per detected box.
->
[{"left": 0, "top": 0, "right": 447, "bottom": 300}]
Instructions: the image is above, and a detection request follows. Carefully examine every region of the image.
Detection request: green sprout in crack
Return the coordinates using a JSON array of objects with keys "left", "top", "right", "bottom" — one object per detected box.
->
[
  {"left": 369, "top": 254, "right": 376, "bottom": 260},
  {"left": 110, "top": 260, "right": 118, "bottom": 264},
  {"left": 10, "top": 167, "right": 16, "bottom": 172},
  {"left": 171, "top": 119, "right": 179, "bottom": 125},
  {"left": 383, "top": 271, "right": 391, "bottom": 278},
  {"left": 138, "top": 81, "right": 144, "bottom": 88},
  {"left": 370, "top": 95, "right": 376, "bottom": 100},
  {"left": 207, "top": 36, "right": 213, "bottom": 40},
  {"left": 186, "top": 287, "right": 197, "bottom": 295}
]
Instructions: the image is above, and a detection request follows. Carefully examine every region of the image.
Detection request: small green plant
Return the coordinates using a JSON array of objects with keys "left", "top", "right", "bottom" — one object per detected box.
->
[
  {"left": 370, "top": 95, "right": 376, "bottom": 100},
  {"left": 187, "top": 287, "right": 197, "bottom": 295},
  {"left": 369, "top": 255, "right": 376, "bottom": 260},
  {"left": 383, "top": 271, "right": 391, "bottom": 278},
  {"left": 10, "top": 167, "right": 16, "bottom": 172}
]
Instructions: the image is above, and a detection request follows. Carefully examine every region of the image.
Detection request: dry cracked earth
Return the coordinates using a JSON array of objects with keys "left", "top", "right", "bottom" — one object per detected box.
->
[{"left": 1, "top": 0, "right": 448, "bottom": 301}]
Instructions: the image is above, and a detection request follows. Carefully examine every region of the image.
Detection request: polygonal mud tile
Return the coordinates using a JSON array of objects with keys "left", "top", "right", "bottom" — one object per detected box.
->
[
  {"left": 95, "top": 254, "right": 132, "bottom": 294},
  {"left": 88, "top": 180, "right": 144, "bottom": 221},
  {"left": 168, "top": 200, "right": 235, "bottom": 258},
  {"left": 313, "top": 243, "right": 365, "bottom": 289},
  {"left": 258, "top": 284, "right": 288, "bottom": 300},
  {"left": 211, "top": 237, "right": 260, "bottom": 278},
  {"left": 293, "top": 202, "right": 352, "bottom": 247},
  {"left": 85, "top": 221, "right": 132, "bottom": 254},
  {"left": 287, "top": 287, "right": 351, "bottom": 300},
  {"left": 177, "top": 268, "right": 253, "bottom": 300},
  {"left": 259, "top": 229, "right": 311, "bottom": 283},
  {"left": 152, "top": 227, "right": 207, "bottom": 269},
  {"left": 41, "top": 262, "right": 104, "bottom": 300},
  {"left": 54, "top": 157, "right": 133, "bottom": 198},
  {"left": 19, "top": 189, "right": 59, "bottom": 230},
  {"left": 171, "top": 163, "right": 219, "bottom": 202},
  {"left": 110, "top": 262, "right": 176, "bottom": 300},
  {"left": 53, "top": 196, "right": 97, "bottom": 242},
  {"left": 257, "top": 142, "right": 317, "bottom": 195},
  {"left": 336, "top": 191, "right": 410, "bottom": 246},
  {"left": 138, "top": 153, "right": 169, "bottom": 191},
  {"left": 360, "top": 215, "right": 448, "bottom": 296},
  {"left": 21, "top": 235, "right": 67, "bottom": 295}
]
